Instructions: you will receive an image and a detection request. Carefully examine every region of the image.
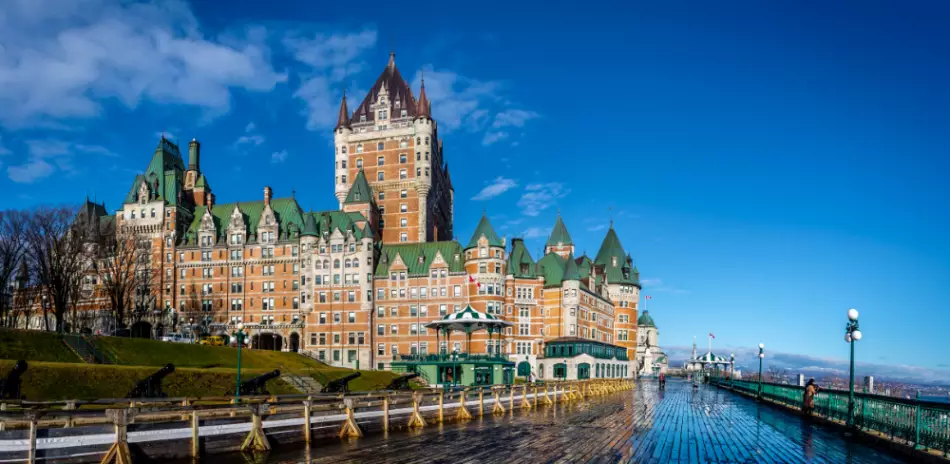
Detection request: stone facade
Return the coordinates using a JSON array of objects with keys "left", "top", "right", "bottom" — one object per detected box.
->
[{"left": 41, "top": 55, "right": 644, "bottom": 377}]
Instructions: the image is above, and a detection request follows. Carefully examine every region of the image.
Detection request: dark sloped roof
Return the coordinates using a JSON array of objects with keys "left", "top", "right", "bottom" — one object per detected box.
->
[
  {"left": 506, "top": 238, "right": 537, "bottom": 278},
  {"left": 466, "top": 214, "right": 503, "bottom": 249},
  {"left": 563, "top": 252, "right": 580, "bottom": 281},
  {"left": 335, "top": 92, "right": 350, "bottom": 130},
  {"left": 538, "top": 252, "right": 566, "bottom": 287},
  {"left": 594, "top": 226, "right": 639, "bottom": 286},
  {"left": 350, "top": 54, "right": 416, "bottom": 125},
  {"left": 183, "top": 197, "right": 305, "bottom": 245}
]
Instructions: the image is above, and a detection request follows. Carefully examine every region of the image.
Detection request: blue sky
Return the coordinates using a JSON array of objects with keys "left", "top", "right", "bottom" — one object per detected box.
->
[{"left": 1, "top": 0, "right": 948, "bottom": 381}]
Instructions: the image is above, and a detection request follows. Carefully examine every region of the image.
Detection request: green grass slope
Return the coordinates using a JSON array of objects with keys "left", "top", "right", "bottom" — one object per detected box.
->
[
  {"left": 91, "top": 336, "right": 325, "bottom": 371},
  {"left": 0, "top": 329, "right": 81, "bottom": 363},
  {"left": 0, "top": 360, "right": 298, "bottom": 401}
]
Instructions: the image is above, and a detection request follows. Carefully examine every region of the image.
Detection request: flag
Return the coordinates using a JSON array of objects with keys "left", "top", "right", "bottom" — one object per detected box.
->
[
  {"left": 645, "top": 295, "right": 652, "bottom": 300},
  {"left": 709, "top": 333, "right": 715, "bottom": 339},
  {"left": 468, "top": 275, "right": 481, "bottom": 288}
]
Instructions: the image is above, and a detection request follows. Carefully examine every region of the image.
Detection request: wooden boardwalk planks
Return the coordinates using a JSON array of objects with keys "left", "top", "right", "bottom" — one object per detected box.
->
[{"left": 270, "top": 381, "right": 909, "bottom": 463}]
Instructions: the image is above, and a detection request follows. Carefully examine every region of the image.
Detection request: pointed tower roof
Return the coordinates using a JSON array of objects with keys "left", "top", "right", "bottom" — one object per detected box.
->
[
  {"left": 301, "top": 213, "right": 318, "bottom": 237},
  {"left": 594, "top": 225, "right": 625, "bottom": 266},
  {"left": 546, "top": 214, "right": 573, "bottom": 247},
  {"left": 350, "top": 55, "right": 416, "bottom": 125},
  {"left": 335, "top": 91, "right": 350, "bottom": 130},
  {"left": 416, "top": 72, "right": 432, "bottom": 119},
  {"left": 506, "top": 238, "right": 536, "bottom": 278},
  {"left": 466, "top": 213, "right": 503, "bottom": 249},
  {"left": 563, "top": 252, "right": 581, "bottom": 281},
  {"left": 638, "top": 310, "right": 656, "bottom": 327},
  {"left": 344, "top": 170, "right": 374, "bottom": 205},
  {"left": 195, "top": 174, "right": 209, "bottom": 190}
]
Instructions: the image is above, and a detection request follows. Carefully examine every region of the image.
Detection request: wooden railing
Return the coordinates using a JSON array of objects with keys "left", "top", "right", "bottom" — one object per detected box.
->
[
  {"left": 711, "top": 378, "right": 950, "bottom": 458},
  {"left": 0, "top": 379, "right": 634, "bottom": 463}
]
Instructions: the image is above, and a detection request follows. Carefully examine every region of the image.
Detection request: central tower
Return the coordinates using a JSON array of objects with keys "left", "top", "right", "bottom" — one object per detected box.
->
[{"left": 333, "top": 53, "right": 454, "bottom": 244}]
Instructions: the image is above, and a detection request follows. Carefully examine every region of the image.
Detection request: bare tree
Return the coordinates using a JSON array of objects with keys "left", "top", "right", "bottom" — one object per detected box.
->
[
  {"left": 0, "top": 210, "right": 29, "bottom": 327},
  {"left": 99, "top": 232, "right": 145, "bottom": 329},
  {"left": 23, "top": 206, "right": 90, "bottom": 333}
]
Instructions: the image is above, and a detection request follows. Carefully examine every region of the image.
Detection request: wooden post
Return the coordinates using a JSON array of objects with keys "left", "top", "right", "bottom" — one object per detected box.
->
[
  {"left": 63, "top": 401, "right": 76, "bottom": 428},
  {"left": 521, "top": 385, "right": 532, "bottom": 410},
  {"left": 437, "top": 391, "right": 444, "bottom": 423},
  {"left": 27, "top": 414, "right": 38, "bottom": 464},
  {"left": 382, "top": 394, "right": 390, "bottom": 433},
  {"left": 492, "top": 389, "right": 505, "bottom": 414},
  {"left": 456, "top": 390, "right": 472, "bottom": 420},
  {"left": 478, "top": 390, "right": 485, "bottom": 416},
  {"left": 0, "top": 403, "right": 6, "bottom": 432},
  {"left": 100, "top": 409, "right": 133, "bottom": 464},
  {"left": 338, "top": 399, "right": 362, "bottom": 438},
  {"left": 543, "top": 385, "right": 553, "bottom": 406},
  {"left": 533, "top": 386, "right": 539, "bottom": 408},
  {"left": 191, "top": 410, "right": 200, "bottom": 458},
  {"left": 303, "top": 400, "right": 312, "bottom": 444},
  {"left": 407, "top": 392, "right": 426, "bottom": 428},
  {"left": 240, "top": 404, "right": 271, "bottom": 453},
  {"left": 508, "top": 385, "right": 514, "bottom": 411},
  {"left": 180, "top": 398, "right": 191, "bottom": 421},
  {"left": 230, "top": 397, "right": 238, "bottom": 418}
]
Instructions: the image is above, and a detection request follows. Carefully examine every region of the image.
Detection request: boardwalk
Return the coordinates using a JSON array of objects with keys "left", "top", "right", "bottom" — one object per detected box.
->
[{"left": 241, "top": 380, "right": 908, "bottom": 463}]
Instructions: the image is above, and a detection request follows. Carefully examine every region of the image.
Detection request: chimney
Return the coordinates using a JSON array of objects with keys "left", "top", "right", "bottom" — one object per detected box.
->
[
  {"left": 188, "top": 139, "right": 200, "bottom": 170},
  {"left": 263, "top": 186, "right": 273, "bottom": 206},
  {"left": 207, "top": 193, "right": 215, "bottom": 210}
]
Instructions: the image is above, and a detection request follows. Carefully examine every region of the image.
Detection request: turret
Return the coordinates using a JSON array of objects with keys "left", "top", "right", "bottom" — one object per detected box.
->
[
  {"left": 334, "top": 91, "right": 352, "bottom": 207},
  {"left": 545, "top": 213, "right": 574, "bottom": 258},
  {"left": 188, "top": 139, "right": 200, "bottom": 170}
]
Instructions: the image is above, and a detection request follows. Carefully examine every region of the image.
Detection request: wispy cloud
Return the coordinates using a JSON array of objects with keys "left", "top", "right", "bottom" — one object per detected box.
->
[
  {"left": 521, "top": 226, "right": 549, "bottom": 239},
  {"left": 517, "top": 183, "right": 569, "bottom": 217},
  {"left": 640, "top": 278, "right": 689, "bottom": 294},
  {"left": 472, "top": 177, "right": 517, "bottom": 201},
  {"left": 285, "top": 28, "right": 378, "bottom": 131},
  {"left": 587, "top": 224, "right": 607, "bottom": 232},
  {"left": 412, "top": 68, "right": 538, "bottom": 146},
  {"left": 234, "top": 121, "right": 265, "bottom": 149},
  {"left": 0, "top": 0, "right": 286, "bottom": 129},
  {"left": 270, "top": 150, "right": 288, "bottom": 163}
]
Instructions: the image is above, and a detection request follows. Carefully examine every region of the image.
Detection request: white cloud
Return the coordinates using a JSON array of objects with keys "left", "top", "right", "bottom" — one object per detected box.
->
[
  {"left": 245, "top": 122, "right": 256, "bottom": 132},
  {"left": 587, "top": 224, "right": 607, "bottom": 232},
  {"left": 471, "top": 177, "right": 517, "bottom": 201},
  {"left": 6, "top": 139, "right": 115, "bottom": 183},
  {"left": 270, "top": 150, "right": 288, "bottom": 163},
  {"left": 640, "top": 278, "right": 689, "bottom": 294},
  {"left": 0, "top": 0, "right": 287, "bottom": 129},
  {"left": 521, "top": 227, "right": 549, "bottom": 239},
  {"left": 411, "top": 68, "right": 538, "bottom": 146},
  {"left": 284, "top": 29, "right": 378, "bottom": 131},
  {"left": 517, "top": 183, "right": 569, "bottom": 217},
  {"left": 233, "top": 121, "right": 265, "bottom": 149},
  {"left": 0, "top": 136, "right": 11, "bottom": 156}
]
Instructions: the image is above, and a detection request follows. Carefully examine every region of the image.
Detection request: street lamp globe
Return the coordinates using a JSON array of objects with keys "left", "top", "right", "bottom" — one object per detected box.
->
[
  {"left": 845, "top": 333, "right": 852, "bottom": 343},
  {"left": 237, "top": 322, "right": 245, "bottom": 331},
  {"left": 847, "top": 308, "right": 859, "bottom": 321},
  {"left": 758, "top": 343, "right": 765, "bottom": 349},
  {"left": 851, "top": 330, "right": 862, "bottom": 341},
  {"left": 758, "top": 353, "right": 765, "bottom": 359}
]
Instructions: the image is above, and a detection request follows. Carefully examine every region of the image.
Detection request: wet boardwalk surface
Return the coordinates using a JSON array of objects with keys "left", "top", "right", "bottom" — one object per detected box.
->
[{"left": 250, "top": 380, "right": 909, "bottom": 463}]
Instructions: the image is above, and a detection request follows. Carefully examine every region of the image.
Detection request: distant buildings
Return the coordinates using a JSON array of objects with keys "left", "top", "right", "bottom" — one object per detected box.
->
[
  {"left": 864, "top": 375, "right": 875, "bottom": 393},
  {"left": 634, "top": 310, "right": 668, "bottom": 376}
]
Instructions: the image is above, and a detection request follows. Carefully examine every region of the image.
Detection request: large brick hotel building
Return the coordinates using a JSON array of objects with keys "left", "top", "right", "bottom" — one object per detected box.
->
[{"left": 56, "top": 54, "right": 642, "bottom": 378}]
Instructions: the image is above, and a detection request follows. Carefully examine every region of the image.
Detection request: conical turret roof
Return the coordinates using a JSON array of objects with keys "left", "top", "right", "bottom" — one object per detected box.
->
[
  {"left": 466, "top": 213, "right": 503, "bottom": 249},
  {"left": 546, "top": 214, "right": 573, "bottom": 247},
  {"left": 563, "top": 253, "right": 581, "bottom": 281},
  {"left": 335, "top": 91, "right": 350, "bottom": 130},
  {"left": 344, "top": 169, "right": 374, "bottom": 205},
  {"left": 416, "top": 73, "right": 431, "bottom": 119}
]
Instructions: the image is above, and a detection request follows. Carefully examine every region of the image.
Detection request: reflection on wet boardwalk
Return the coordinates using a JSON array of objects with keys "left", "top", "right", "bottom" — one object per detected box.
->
[{"left": 265, "top": 380, "right": 908, "bottom": 463}]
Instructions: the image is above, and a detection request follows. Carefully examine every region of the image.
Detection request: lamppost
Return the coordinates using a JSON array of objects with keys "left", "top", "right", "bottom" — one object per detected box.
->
[
  {"left": 562, "top": 358, "right": 568, "bottom": 381},
  {"left": 757, "top": 343, "right": 765, "bottom": 398},
  {"left": 844, "top": 308, "right": 862, "bottom": 428},
  {"left": 234, "top": 323, "right": 246, "bottom": 400},
  {"left": 730, "top": 353, "right": 735, "bottom": 385},
  {"left": 450, "top": 350, "right": 459, "bottom": 387}
]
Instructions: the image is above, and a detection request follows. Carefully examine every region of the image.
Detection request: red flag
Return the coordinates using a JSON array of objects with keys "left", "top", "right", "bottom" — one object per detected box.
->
[
  {"left": 645, "top": 295, "right": 652, "bottom": 300},
  {"left": 709, "top": 333, "right": 716, "bottom": 339},
  {"left": 468, "top": 275, "right": 481, "bottom": 288}
]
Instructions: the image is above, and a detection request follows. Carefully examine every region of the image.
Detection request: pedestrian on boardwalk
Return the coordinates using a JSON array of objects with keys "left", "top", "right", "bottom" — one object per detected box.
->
[
  {"left": 803, "top": 378, "right": 819, "bottom": 417},
  {"left": 658, "top": 372, "right": 666, "bottom": 390}
]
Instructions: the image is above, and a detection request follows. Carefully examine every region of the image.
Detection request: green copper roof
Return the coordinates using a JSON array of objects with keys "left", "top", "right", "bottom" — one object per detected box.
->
[
  {"left": 538, "top": 252, "right": 566, "bottom": 287},
  {"left": 546, "top": 215, "right": 573, "bottom": 247},
  {"left": 344, "top": 170, "right": 374, "bottom": 205},
  {"left": 563, "top": 253, "right": 580, "bottom": 281},
  {"left": 466, "top": 214, "right": 502, "bottom": 249},
  {"left": 375, "top": 241, "right": 466, "bottom": 277},
  {"left": 576, "top": 254, "right": 593, "bottom": 279},
  {"left": 195, "top": 174, "right": 209, "bottom": 190},
  {"left": 304, "top": 210, "right": 370, "bottom": 240},
  {"left": 124, "top": 138, "right": 188, "bottom": 207},
  {"left": 301, "top": 213, "right": 318, "bottom": 237},
  {"left": 506, "top": 238, "right": 537, "bottom": 278},
  {"left": 183, "top": 197, "right": 304, "bottom": 245},
  {"left": 594, "top": 226, "right": 639, "bottom": 286},
  {"left": 638, "top": 310, "right": 656, "bottom": 327}
]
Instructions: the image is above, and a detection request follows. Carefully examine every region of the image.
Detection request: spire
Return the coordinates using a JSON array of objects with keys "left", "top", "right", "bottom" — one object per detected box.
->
[
  {"left": 563, "top": 253, "right": 581, "bottom": 281},
  {"left": 335, "top": 90, "right": 350, "bottom": 130},
  {"left": 466, "top": 212, "right": 503, "bottom": 249},
  {"left": 388, "top": 49, "right": 395, "bottom": 69},
  {"left": 546, "top": 213, "right": 573, "bottom": 247},
  {"left": 416, "top": 71, "right": 431, "bottom": 119},
  {"left": 344, "top": 169, "right": 373, "bottom": 205}
]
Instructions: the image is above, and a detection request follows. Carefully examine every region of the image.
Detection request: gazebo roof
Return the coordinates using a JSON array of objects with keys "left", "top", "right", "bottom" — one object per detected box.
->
[
  {"left": 694, "top": 352, "right": 730, "bottom": 364},
  {"left": 425, "top": 305, "right": 512, "bottom": 331}
]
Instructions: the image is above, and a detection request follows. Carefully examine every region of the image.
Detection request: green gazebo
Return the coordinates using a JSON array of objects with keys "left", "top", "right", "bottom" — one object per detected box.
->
[{"left": 391, "top": 305, "right": 515, "bottom": 387}]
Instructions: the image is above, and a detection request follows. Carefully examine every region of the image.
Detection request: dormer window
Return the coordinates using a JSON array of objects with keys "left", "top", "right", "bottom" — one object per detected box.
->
[
  {"left": 356, "top": 158, "right": 363, "bottom": 169},
  {"left": 266, "top": 216, "right": 272, "bottom": 225},
  {"left": 401, "top": 109, "right": 407, "bottom": 118},
  {"left": 354, "top": 192, "right": 360, "bottom": 201},
  {"left": 611, "top": 257, "right": 617, "bottom": 267},
  {"left": 378, "top": 110, "right": 388, "bottom": 121},
  {"left": 395, "top": 100, "right": 401, "bottom": 108},
  {"left": 360, "top": 114, "right": 366, "bottom": 122}
]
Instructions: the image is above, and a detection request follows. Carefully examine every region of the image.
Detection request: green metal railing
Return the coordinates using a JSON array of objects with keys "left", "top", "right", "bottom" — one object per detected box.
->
[
  {"left": 712, "top": 379, "right": 950, "bottom": 456},
  {"left": 396, "top": 353, "right": 511, "bottom": 363}
]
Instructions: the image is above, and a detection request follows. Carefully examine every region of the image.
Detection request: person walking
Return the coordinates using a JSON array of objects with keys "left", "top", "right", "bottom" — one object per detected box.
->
[
  {"left": 658, "top": 372, "right": 666, "bottom": 390},
  {"left": 803, "top": 378, "right": 819, "bottom": 417}
]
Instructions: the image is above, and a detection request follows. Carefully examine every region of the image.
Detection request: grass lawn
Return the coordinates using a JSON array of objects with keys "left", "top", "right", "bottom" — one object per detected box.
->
[
  {"left": 0, "top": 360, "right": 298, "bottom": 401},
  {"left": 0, "top": 329, "right": 82, "bottom": 363}
]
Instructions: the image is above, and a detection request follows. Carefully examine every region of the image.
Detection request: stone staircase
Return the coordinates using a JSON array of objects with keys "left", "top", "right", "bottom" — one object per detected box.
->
[
  {"left": 62, "top": 334, "right": 115, "bottom": 364},
  {"left": 281, "top": 373, "right": 323, "bottom": 394}
]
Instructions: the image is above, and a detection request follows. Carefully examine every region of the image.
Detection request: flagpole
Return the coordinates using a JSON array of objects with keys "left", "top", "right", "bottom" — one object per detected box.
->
[{"left": 708, "top": 334, "right": 712, "bottom": 355}]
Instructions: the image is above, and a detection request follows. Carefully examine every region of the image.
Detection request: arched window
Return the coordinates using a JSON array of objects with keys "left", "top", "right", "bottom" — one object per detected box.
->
[
  {"left": 344, "top": 259, "right": 351, "bottom": 268},
  {"left": 333, "top": 259, "right": 340, "bottom": 269},
  {"left": 425, "top": 136, "right": 429, "bottom": 145},
  {"left": 416, "top": 137, "right": 421, "bottom": 145},
  {"left": 315, "top": 261, "right": 322, "bottom": 269},
  {"left": 323, "top": 260, "right": 329, "bottom": 269}
]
